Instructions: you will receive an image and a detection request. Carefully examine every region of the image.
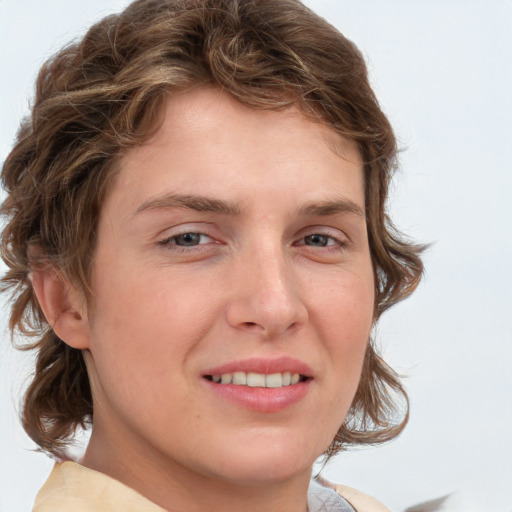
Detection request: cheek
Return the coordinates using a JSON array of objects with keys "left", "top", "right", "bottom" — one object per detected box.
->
[
  {"left": 317, "top": 271, "right": 374, "bottom": 386},
  {"left": 319, "top": 267, "right": 374, "bottom": 334},
  {"left": 87, "top": 265, "right": 220, "bottom": 378},
  {"left": 307, "top": 276, "right": 374, "bottom": 451}
]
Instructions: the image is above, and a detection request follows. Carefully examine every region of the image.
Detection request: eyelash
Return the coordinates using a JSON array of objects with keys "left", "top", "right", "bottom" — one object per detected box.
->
[
  {"left": 295, "top": 233, "right": 347, "bottom": 250},
  {"left": 157, "top": 230, "right": 348, "bottom": 253},
  {"left": 158, "top": 232, "right": 214, "bottom": 252}
]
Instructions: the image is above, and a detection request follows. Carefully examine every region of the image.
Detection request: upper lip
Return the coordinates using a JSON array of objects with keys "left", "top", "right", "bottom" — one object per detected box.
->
[{"left": 203, "top": 356, "right": 314, "bottom": 377}]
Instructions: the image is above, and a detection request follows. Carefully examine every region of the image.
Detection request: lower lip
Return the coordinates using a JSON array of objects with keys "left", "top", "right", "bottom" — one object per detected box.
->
[{"left": 203, "top": 379, "right": 311, "bottom": 412}]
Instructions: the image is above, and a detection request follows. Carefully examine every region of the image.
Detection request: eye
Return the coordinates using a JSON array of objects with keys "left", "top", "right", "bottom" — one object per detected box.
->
[
  {"left": 302, "top": 234, "right": 336, "bottom": 247},
  {"left": 159, "top": 232, "right": 213, "bottom": 247},
  {"left": 298, "top": 233, "right": 345, "bottom": 248}
]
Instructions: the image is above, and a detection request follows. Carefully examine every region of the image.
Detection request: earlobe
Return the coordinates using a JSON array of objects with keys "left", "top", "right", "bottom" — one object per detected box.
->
[{"left": 30, "top": 267, "right": 90, "bottom": 350}]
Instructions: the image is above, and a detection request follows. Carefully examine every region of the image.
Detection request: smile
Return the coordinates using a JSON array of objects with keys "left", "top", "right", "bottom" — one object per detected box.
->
[
  {"left": 202, "top": 357, "right": 313, "bottom": 411},
  {"left": 205, "top": 371, "right": 306, "bottom": 388}
]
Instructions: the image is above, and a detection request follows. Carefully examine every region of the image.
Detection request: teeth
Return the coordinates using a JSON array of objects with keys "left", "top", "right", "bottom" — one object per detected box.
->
[
  {"left": 247, "top": 372, "right": 266, "bottom": 387},
  {"left": 265, "top": 373, "right": 282, "bottom": 388},
  {"left": 221, "top": 373, "right": 232, "bottom": 384},
  {"left": 232, "top": 371, "right": 246, "bottom": 385},
  {"left": 209, "top": 371, "right": 303, "bottom": 388}
]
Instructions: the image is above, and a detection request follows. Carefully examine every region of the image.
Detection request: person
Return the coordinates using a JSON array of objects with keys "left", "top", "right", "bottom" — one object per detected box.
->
[{"left": 0, "top": 0, "right": 424, "bottom": 510}]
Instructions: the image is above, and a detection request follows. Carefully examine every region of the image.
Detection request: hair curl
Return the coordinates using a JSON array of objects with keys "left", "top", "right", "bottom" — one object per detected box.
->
[{"left": 1, "top": 0, "right": 423, "bottom": 457}]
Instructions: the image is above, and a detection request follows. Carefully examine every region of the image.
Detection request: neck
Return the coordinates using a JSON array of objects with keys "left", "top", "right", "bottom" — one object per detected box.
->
[{"left": 82, "top": 427, "right": 312, "bottom": 512}]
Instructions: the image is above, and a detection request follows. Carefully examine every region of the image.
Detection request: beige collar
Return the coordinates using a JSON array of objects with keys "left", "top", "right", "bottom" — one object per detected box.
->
[
  {"left": 34, "top": 461, "right": 392, "bottom": 512},
  {"left": 33, "top": 461, "right": 166, "bottom": 512}
]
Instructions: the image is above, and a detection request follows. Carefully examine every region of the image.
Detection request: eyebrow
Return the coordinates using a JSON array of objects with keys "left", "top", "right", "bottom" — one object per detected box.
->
[
  {"left": 134, "top": 193, "right": 364, "bottom": 219},
  {"left": 298, "top": 198, "right": 365, "bottom": 219},
  {"left": 134, "top": 193, "right": 242, "bottom": 216}
]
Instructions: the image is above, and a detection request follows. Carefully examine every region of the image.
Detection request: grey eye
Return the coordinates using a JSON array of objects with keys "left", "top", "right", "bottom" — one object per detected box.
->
[
  {"left": 173, "top": 233, "right": 202, "bottom": 246},
  {"left": 303, "top": 234, "right": 330, "bottom": 247}
]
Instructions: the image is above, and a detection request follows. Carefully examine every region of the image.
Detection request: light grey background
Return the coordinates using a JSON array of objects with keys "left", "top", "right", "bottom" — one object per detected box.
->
[{"left": 1, "top": 1, "right": 511, "bottom": 511}]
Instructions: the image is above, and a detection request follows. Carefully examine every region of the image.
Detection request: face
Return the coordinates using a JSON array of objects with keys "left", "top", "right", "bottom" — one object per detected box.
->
[{"left": 81, "top": 88, "right": 374, "bottom": 487}]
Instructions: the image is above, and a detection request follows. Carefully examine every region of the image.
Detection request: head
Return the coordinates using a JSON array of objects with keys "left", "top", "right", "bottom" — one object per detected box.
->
[{"left": 1, "top": 0, "right": 423, "bottom": 463}]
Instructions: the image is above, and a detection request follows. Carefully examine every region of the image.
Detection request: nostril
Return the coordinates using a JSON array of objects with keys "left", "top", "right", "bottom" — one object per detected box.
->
[{"left": 244, "top": 322, "right": 258, "bottom": 327}]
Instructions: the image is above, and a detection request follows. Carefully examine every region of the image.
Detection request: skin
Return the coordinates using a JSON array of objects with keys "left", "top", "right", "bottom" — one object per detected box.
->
[{"left": 34, "top": 88, "right": 375, "bottom": 512}]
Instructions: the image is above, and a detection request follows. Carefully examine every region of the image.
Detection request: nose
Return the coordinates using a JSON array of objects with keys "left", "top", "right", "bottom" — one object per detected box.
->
[{"left": 225, "top": 245, "right": 308, "bottom": 339}]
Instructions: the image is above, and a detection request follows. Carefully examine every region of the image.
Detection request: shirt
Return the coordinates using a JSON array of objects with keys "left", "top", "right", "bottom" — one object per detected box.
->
[{"left": 33, "top": 461, "right": 391, "bottom": 512}]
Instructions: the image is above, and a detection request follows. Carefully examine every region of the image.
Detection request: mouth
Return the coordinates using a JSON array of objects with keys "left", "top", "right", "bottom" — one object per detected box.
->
[
  {"left": 201, "top": 357, "right": 313, "bottom": 411},
  {"left": 204, "top": 371, "right": 310, "bottom": 388}
]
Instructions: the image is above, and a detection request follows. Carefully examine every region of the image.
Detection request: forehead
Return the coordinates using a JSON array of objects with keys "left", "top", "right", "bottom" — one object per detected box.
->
[
  {"left": 126, "top": 87, "right": 360, "bottom": 161},
  {"left": 107, "top": 87, "right": 364, "bottom": 218}
]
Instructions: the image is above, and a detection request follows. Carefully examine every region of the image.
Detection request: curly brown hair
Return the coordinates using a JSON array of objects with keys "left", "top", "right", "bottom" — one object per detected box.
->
[{"left": 1, "top": 0, "right": 423, "bottom": 458}]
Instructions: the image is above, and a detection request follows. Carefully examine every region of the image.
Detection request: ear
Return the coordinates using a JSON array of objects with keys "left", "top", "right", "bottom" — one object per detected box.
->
[{"left": 30, "top": 266, "right": 90, "bottom": 350}]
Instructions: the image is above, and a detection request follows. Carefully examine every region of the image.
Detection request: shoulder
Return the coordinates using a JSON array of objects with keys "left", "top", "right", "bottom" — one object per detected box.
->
[
  {"left": 315, "top": 477, "right": 393, "bottom": 512},
  {"left": 308, "top": 476, "right": 391, "bottom": 512},
  {"left": 33, "top": 461, "right": 166, "bottom": 512},
  {"left": 334, "top": 484, "right": 392, "bottom": 512}
]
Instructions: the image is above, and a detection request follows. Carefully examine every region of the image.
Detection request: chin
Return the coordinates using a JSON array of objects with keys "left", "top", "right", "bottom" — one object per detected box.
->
[{"left": 204, "top": 431, "right": 327, "bottom": 485}]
